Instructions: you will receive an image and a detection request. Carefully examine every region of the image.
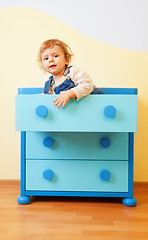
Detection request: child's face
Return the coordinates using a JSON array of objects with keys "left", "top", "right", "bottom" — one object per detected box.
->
[{"left": 41, "top": 45, "right": 68, "bottom": 80}]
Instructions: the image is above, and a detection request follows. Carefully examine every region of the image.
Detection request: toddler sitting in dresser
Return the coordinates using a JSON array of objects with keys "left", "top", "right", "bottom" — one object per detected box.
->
[{"left": 38, "top": 38, "right": 103, "bottom": 109}]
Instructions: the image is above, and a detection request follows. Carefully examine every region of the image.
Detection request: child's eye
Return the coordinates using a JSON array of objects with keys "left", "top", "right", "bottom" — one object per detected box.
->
[
  {"left": 54, "top": 55, "right": 58, "bottom": 58},
  {"left": 44, "top": 57, "right": 48, "bottom": 60}
]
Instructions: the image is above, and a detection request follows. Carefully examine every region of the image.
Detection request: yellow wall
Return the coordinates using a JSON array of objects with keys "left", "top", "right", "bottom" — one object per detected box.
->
[{"left": 0, "top": 7, "right": 148, "bottom": 180}]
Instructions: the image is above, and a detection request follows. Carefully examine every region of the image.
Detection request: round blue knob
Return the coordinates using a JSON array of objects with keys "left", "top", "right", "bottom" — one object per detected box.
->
[
  {"left": 35, "top": 105, "right": 48, "bottom": 118},
  {"left": 43, "top": 169, "right": 54, "bottom": 180},
  {"left": 100, "top": 137, "right": 111, "bottom": 148},
  {"left": 43, "top": 137, "right": 54, "bottom": 148},
  {"left": 104, "top": 105, "right": 116, "bottom": 118},
  {"left": 100, "top": 170, "right": 111, "bottom": 181}
]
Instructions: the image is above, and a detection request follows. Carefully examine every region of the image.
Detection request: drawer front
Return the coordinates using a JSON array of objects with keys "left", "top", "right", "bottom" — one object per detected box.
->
[
  {"left": 26, "top": 132, "right": 129, "bottom": 160},
  {"left": 16, "top": 94, "right": 137, "bottom": 132},
  {"left": 26, "top": 160, "right": 128, "bottom": 192}
]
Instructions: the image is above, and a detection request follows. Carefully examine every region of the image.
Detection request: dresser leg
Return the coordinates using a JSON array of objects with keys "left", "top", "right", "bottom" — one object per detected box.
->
[
  {"left": 17, "top": 195, "right": 31, "bottom": 205},
  {"left": 122, "top": 197, "right": 137, "bottom": 207}
]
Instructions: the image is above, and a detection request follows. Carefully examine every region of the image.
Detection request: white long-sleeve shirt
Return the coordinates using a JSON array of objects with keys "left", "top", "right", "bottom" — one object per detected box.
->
[{"left": 54, "top": 66, "right": 94, "bottom": 100}]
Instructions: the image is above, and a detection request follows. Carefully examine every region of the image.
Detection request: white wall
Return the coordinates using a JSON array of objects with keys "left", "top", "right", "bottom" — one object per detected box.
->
[{"left": 1, "top": 0, "right": 148, "bottom": 50}]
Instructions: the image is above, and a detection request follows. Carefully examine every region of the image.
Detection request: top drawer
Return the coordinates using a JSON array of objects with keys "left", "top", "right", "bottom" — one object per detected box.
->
[{"left": 15, "top": 94, "right": 137, "bottom": 132}]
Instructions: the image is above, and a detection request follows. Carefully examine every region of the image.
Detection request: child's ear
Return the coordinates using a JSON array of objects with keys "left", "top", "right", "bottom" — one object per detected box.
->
[
  {"left": 65, "top": 60, "right": 69, "bottom": 66},
  {"left": 65, "top": 56, "right": 69, "bottom": 65}
]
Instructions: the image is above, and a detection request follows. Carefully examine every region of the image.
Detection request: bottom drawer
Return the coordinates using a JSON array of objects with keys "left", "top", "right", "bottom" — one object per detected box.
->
[{"left": 26, "top": 160, "right": 128, "bottom": 192}]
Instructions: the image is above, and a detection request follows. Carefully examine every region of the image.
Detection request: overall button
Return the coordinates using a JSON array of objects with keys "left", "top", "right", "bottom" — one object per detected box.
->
[
  {"left": 43, "top": 169, "right": 54, "bottom": 180},
  {"left": 35, "top": 105, "right": 48, "bottom": 118},
  {"left": 104, "top": 105, "right": 116, "bottom": 118},
  {"left": 100, "top": 137, "right": 111, "bottom": 148},
  {"left": 43, "top": 137, "right": 54, "bottom": 148},
  {"left": 100, "top": 170, "right": 111, "bottom": 181}
]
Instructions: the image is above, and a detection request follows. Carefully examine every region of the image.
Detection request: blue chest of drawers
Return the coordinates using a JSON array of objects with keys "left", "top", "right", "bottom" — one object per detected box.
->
[{"left": 15, "top": 88, "right": 138, "bottom": 206}]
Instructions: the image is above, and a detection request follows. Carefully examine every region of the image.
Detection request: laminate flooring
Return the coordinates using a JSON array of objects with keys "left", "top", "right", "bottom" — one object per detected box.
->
[{"left": 0, "top": 181, "right": 148, "bottom": 240}]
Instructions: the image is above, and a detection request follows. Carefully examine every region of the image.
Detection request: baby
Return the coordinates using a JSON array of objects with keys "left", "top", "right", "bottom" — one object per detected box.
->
[{"left": 38, "top": 38, "right": 103, "bottom": 109}]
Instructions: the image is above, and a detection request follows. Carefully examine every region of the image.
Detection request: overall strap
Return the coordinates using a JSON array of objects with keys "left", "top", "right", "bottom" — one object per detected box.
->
[
  {"left": 43, "top": 76, "right": 54, "bottom": 94},
  {"left": 43, "top": 66, "right": 73, "bottom": 94}
]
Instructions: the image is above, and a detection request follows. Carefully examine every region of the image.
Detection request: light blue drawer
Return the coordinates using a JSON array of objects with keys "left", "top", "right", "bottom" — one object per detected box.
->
[
  {"left": 16, "top": 94, "right": 137, "bottom": 132},
  {"left": 26, "top": 132, "right": 129, "bottom": 160},
  {"left": 26, "top": 160, "right": 128, "bottom": 192}
]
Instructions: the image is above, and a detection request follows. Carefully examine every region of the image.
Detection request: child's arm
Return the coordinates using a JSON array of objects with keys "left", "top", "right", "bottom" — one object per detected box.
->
[
  {"left": 53, "top": 89, "right": 76, "bottom": 109},
  {"left": 70, "top": 67, "right": 94, "bottom": 100},
  {"left": 53, "top": 67, "right": 93, "bottom": 109}
]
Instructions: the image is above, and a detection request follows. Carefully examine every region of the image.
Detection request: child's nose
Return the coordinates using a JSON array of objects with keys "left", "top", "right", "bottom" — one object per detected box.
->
[{"left": 49, "top": 56, "right": 54, "bottom": 62}]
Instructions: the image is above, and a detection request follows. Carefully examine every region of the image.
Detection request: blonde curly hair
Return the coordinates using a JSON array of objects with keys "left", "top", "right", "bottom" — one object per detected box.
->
[{"left": 38, "top": 39, "right": 73, "bottom": 71}]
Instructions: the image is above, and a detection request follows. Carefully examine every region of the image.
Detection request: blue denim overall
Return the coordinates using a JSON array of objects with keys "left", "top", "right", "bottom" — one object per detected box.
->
[{"left": 43, "top": 67, "right": 103, "bottom": 95}]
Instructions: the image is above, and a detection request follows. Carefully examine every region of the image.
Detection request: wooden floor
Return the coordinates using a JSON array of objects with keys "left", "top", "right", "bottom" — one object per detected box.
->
[{"left": 0, "top": 181, "right": 148, "bottom": 240}]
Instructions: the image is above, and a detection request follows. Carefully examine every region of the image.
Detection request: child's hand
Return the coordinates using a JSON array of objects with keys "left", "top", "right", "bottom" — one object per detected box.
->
[{"left": 53, "top": 89, "right": 76, "bottom": 109}]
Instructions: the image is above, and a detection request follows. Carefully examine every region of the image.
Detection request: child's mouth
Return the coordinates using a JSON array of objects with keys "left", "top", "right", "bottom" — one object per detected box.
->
[{"left": 49, "top": 65, "right": 56, "bottom": 69}]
